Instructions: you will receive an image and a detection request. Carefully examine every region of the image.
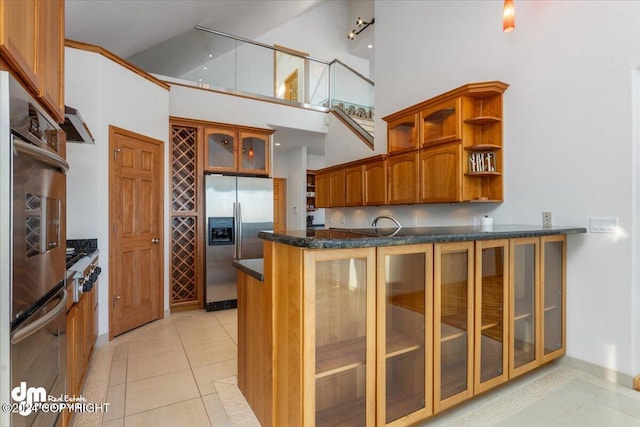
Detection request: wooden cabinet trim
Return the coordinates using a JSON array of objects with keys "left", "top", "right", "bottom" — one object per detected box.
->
[{"left": 382, "top": 81, "right": 509, "bottom": 123}]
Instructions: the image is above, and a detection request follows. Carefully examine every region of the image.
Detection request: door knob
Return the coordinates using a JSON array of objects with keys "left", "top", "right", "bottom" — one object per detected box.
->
[
  {"left": 113, "top": 295, "right": 121, "bottom": 308},
  {"left": 151, "top": 238, "right": 160, "bottom": 244}
]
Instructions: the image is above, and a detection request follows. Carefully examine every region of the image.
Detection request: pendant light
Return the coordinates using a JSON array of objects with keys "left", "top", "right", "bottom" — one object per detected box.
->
[{"left": 503, "top": 0, "right": 515, "bottom": 32}]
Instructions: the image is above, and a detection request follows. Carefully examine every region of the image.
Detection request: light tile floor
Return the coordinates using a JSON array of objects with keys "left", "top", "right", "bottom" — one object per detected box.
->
[{"left": 73, "top": 309, "right": 640, "bottom": 427}]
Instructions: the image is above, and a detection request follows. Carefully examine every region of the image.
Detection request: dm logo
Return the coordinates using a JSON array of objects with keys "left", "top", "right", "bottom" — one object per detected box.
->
[{"left": 11, "top": 382, "right": 46, "bottom": 415}]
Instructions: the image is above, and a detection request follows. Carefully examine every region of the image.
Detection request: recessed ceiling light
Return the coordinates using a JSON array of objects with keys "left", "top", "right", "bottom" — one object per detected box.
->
[
  {"left": 209, "top": 53, "right": 213, "bottom": 58},
  {"left": 203, "top": 66, "right": 207, "bottom": 70},
  {"left": 368, "top": 44, "right": 373, "bottom": 49},
  {"left": 275, "top": 142, "right": 281, "bottom": 146}
]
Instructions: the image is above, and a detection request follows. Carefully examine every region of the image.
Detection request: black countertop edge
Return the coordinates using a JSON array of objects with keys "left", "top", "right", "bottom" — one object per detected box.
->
[
  {"left": 233, "top": 258, "right": 264, "bottom": 282},
  {"left": 258, "top": 225, "right": 588, "bottom": 249},
  {"left": 67, "top": 238, "right": 98, "bottom": 253}
]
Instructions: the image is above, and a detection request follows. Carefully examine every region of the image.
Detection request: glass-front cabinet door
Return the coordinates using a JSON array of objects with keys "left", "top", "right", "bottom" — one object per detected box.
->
[
  {"left": 474, "top": 240, "right": 509, "bottom": 393},
  {"left": 420, "top": 98, "right": 462, "bottom": 147},
  {"left": 541, "top": 235, "right": 566, "bottom": 363},
  {"left": 377, "top": 244, "right": 433, "bottom": 426},
  {"left": 304, "top": 248, "right": 376, "bottom": 427},
  {"left": 239, "top": 131, "right": 269, "bottom": 175},
  {"left": 509, "top": 237, "right": 540, "bottom": 378},
  {"left": 434, "top": 241, "right": 474, "bottom": 412},
  {"left": 205, "top": 127, "right": 237, "bottom": 172}
]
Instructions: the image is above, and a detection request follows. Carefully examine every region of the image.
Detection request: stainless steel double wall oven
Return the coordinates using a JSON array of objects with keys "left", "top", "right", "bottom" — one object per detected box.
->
[{"left": 6, "top": 72, "right": 69, "bottom": 427}]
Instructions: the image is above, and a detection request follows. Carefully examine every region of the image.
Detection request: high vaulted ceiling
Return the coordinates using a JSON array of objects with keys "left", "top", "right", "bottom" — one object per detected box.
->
[{"left": 65, "top": 0, "right": 328, "bottom": 60}]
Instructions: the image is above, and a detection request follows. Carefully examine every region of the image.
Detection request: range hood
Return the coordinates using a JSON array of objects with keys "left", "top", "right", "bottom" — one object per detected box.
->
[{"left": 61, "top": 106, "right": 94, "bottom": 144}]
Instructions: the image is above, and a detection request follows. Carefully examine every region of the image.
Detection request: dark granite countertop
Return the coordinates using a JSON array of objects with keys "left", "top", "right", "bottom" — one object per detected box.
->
[
  {"left": 258, "top": 224, "right": 587, "bottom": 249},
  {"left": 233, "top": 258, "right": 264, "bottom": 282}
]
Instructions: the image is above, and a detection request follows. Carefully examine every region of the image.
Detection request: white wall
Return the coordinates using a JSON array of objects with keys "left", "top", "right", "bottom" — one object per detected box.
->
[
  {"left": 257, "top": 0, "right": 370, "bottom": 78},
  {"left": 328, "top": 0, "right": 640, "bottom": 378},
  {"left": 170, "top": 84, "right": 328, "bottom": 133},
  {"left": 65, "top": 47, "right": 170, "bottom": 338}
]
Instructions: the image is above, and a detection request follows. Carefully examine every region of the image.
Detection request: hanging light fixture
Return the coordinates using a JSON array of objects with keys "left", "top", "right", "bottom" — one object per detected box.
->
[
  {"left": 347, "top": 17, "right": 375, "bottom": 40},
  {"left": 503, "top": 0, "right": 515, "bottom": 32},
  {"left": 249, "top": 146, "right": 254, "bottom": 158}
]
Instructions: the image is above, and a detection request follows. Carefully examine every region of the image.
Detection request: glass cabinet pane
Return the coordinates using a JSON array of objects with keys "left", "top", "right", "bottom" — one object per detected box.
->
[
  {"left": 241, "top": 134, "right": 267, "bottom": 172},
  {"left": 512, "top": 242, "right": 537, "bottom": 369},
  {"left": 314, "top": 257, "right": 368, "bottom": 426},
  {"left": 383, "top": 251, "right": 427, "bottom": 423},
  {"left": 439, "top": 248, "right": 470, "bottom": 401},
  {"left": 206, "top": 130, "right": 236, "bottom": 170},
  {"left": 478, "top": 245, "right": 505, "bottom": 384},
  {"left": 543, "top": 239, "right": 564, "bottom": 355}
]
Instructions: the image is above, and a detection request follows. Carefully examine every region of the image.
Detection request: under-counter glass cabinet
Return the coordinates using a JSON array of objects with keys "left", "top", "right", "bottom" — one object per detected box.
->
[
  {"left": 434, "top": 241, "right": 474, "bottom": 412},
  {"left": 509, "top": 237, "right": 540, "bottom": 378},
  {"left": 474, "top": 240, "right": 509, "bottom": 393},
  {"left": 303, "top": 248, "right": 376, "bottom": 427},
  {"left": 541, "top": 235, "right": 566, "bottom": 363},
  {"left": 377, "top": 244, "right": 433, "bottom": 426}
]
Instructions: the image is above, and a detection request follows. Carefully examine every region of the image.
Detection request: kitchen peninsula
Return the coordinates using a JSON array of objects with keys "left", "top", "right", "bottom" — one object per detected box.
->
[{"left": 237, "top": 224, "right": 586, "bottom": 427}]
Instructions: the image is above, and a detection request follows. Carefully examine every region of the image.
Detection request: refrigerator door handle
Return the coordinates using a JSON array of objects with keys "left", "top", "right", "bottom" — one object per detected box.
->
[
  {"left": 237, "top": 202, "right": 243, "bottom": 259},
  {"left": 233, "top": 202, "right": 238, "bottom": 259}
]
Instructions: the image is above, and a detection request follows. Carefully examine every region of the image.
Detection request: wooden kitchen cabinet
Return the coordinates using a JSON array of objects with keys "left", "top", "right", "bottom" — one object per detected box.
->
[
  {"left": 377, "top": 244, "right": 433, "bottom": 426},
  {"left": 509, "top": 237, "right": 540, "bottom": 378},
  {"left": 434, "top": 241, "right": 474, "bottom": 412},
  {"left": 365, "top": 158, "right": 387, "bottom": 206},
  {"left": 304, "top": 247, "right": 376, "bottom": 426},
  {"left": 384, "top": 81, "right": 508, "bottom": 205},
  {"left": 344, "top": 164, "right": 364, "bottom": 206},
  {"left": 461, "top": 92, "right": 504, "bottom": 202},
  {"left": 315, "top": 171, "right": 330, "bottom": 208},
  {"left": 388, "top": 151, "right": 419, "bottom": 205},
  {"left": 540, "top": 235, "right": 566, "bottom": 363},
  {"left": 260, "top": 232, "right": 570, "bottom": 427},
  {"left": 0, "top": 0, "right": 65, "bottom": 122},
  {"left": 239, "top": 131, "right": 269, "bottom": 175},
  {"left": 420, "top": 142, "right": 461, "bottom": 203},
  {"left": 204, "top": 127, "right": 238, "bottom": 173},
  {"left": 329, "top": 168, "right": 346, "bottom": 207},
  {"left": 387, "top": 114, "right": 419, "bottom": 154},
  {"left": 420, "top": 98, "right": 461, "bottom": 147},
  {"left": 204, "top": 125, "right": 272, "bottom": 175},
  {"left": 315, "top": 167, "right": 346, "bottom": 208},
  {"left": 38, "top": 0, "right": 65, "bottom": 122},
  {"left": 0, "top": 0, "right": 39, "bottom": 93},
  {"left": 474, "top": 239, "right": 509, "bottom": 394}
]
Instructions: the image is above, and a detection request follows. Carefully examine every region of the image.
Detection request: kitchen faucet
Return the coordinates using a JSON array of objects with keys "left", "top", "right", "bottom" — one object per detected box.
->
[{"left": 371, "top": 215, "right": 402, "bottom": 229}]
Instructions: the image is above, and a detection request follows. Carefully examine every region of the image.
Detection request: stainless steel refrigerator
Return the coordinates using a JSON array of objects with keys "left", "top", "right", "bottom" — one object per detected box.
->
[{"left": 205, "top": 174, "right": 273, "bottom": 311}]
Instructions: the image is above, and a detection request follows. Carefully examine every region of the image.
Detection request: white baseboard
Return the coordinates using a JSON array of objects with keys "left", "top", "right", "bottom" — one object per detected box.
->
[{"left": 560, "top": 355, "right": 634, "bottom": 388}]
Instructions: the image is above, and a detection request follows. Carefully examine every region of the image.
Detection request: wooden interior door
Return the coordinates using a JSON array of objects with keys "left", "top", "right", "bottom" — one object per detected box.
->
[
  {"left": 273, "top": 178, "right": 286, "bottom": 231},
  {"left": 109, "top": 126, "right": 164, "bottom": 339},
  {"left": 284, "top": 69, "right": 298, "bottom": 101}
]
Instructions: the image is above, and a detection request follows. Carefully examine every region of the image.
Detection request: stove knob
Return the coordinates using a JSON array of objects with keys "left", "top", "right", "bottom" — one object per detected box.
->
[{"left": 94, "top": 266, "right": 102, "bottom": 275}]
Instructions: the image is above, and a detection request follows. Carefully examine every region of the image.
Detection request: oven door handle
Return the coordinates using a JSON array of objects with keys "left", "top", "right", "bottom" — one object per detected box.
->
[
  {"left": 11, "top": 289, "right": 68, "bottom": 345},
  {"left": 12, "top": 136, "right": 70, "bottom": 174}
]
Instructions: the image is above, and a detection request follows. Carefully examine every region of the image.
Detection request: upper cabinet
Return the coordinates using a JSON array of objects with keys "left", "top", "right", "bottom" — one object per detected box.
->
[
  {"left": 420, "top": 98, "right": 461, "bottom": 148},
  {"left": 0, "top": 0, "right": 65, "bottom": 122},
  {"left": 316, "top": 82, "right": 508, "bottom": 209},
  {"left": 204, "top": 125, "right": 273, "bottom": 176},
  {"left": 387, "top": 114, "right": 419, "bottom": 154}
]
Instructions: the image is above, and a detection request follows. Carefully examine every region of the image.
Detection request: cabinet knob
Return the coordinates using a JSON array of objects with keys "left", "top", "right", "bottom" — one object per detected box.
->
[{"left": 151, "top": 238, "right": 160, "bottom": 244}]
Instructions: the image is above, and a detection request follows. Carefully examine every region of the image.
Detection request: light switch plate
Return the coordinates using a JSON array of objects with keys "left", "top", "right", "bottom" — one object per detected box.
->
[
  {"left": 542, "top": 212, "right": 552, "bottom": 227},
  {"left": 590, "top": 217, "right": 618, "bottom": 233}
]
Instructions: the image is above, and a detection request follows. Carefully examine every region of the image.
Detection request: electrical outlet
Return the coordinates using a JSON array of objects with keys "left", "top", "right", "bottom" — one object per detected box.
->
[
  {"left": 542, "top": 212, "right": 552, "bottom": 227},
  {"left": 590, "top": 217, "right": 618, "bottom": 233}
]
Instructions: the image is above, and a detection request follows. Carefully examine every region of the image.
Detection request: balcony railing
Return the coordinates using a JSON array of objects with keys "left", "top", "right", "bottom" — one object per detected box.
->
[{"left": 134, "top": 26, "right": 374, "bottom": 125}]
